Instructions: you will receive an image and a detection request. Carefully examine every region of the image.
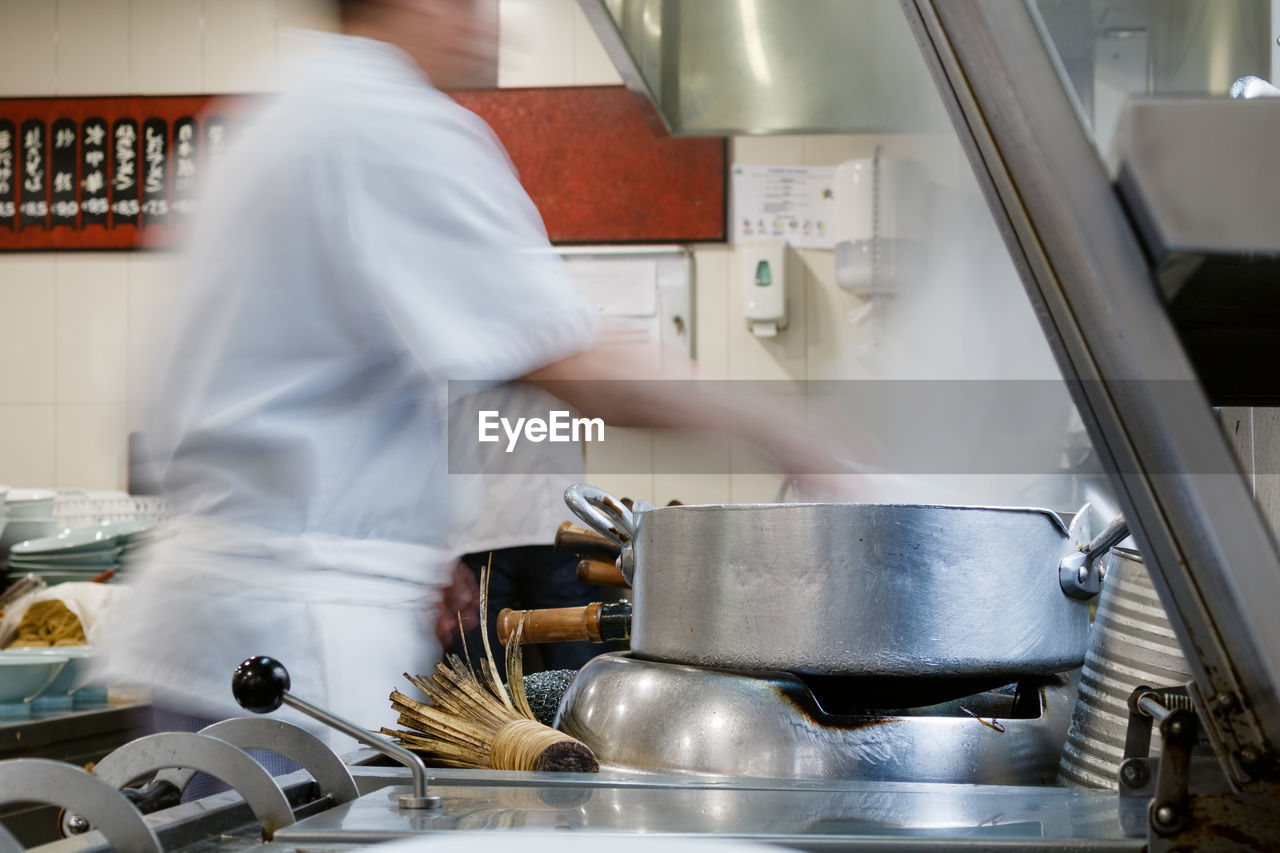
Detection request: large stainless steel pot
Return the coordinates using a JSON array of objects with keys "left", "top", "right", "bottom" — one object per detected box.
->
[{"left": 566, "top": 484, "right": 1106, "bottom": 683}]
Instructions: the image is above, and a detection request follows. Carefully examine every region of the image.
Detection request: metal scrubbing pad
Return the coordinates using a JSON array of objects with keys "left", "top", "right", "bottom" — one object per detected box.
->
[{"left": 520, "top": 669, "right": 578, "bottom": 726}]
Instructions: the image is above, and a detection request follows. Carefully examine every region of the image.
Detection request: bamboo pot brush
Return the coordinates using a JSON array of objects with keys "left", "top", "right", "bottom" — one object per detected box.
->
[{"left": 381, "top": 557, "right": 599, "bottom": 772}]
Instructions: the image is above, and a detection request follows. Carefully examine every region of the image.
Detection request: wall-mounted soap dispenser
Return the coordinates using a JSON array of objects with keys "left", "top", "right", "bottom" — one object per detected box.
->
[{"left": 743, "top": 241, "right": 788, "bottom": 337}]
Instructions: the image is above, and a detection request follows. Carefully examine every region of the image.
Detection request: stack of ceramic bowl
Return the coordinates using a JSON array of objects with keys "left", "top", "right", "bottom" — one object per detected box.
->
[
  {"left": 0, "top": 651, "right": 72, "bottom": 717},
  {"left": 0, "top": 647, "right": 104, "bottom": 714},
  {"left": 0, "top": 489, "right": 59, "bottom": 555},
  {"left": 7, "top": 521, "right": 154, "bottom": 584}
]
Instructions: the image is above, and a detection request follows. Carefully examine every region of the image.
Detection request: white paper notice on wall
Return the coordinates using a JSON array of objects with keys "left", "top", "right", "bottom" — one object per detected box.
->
[
  {"left": 558, "top": 248, "right": 693, "bottom": 357},
  {"left": 731, "top": 164, "right": 838, "bottom": 249},
  {"left": 565, "top": 258, "right": 659, "bottom": 316}
]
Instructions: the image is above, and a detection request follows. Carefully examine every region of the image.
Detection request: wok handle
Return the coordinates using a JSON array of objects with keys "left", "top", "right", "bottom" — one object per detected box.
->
[
  {"left": 497, "top": 603, "right": 632, "bottom": 646},
  {"left": 1087, "top": 515, "right": 1130, "bottom": 561},
  {"left": 577, "top": 558, "right": 629, "bottom": 588},
  {"left": 554, "top": 522, "right": 622, "bottom": 562},
  {"left": 1060, "top": 514, "right": 1129, "bottom": 600},
  {"left": 564, "top": 484, "right": 635, "bottom": 548}
]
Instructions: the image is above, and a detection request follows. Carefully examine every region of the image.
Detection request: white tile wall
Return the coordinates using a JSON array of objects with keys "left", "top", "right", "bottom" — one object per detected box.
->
[
  {"left": 55, "top": 255, "right": 129, "bottom": 404},
  {"left": 277, "top": 0, "right": 339, "bottom": 33},
  {"left": 495, "top": 0, "right": 621, "bottom": 87},
  {"left": 0, "top": 405, "right": 56, "bottom": 486},
  {"left": 1225, "top": 406, "right": 1280, "bottom": 542},
  {"left": 570, "top": 1, "right": 622, "bottom": 86},
  {"left": 129, "top": 0, "right": 204, "bottom": 95},
  {"left": 732, "top": 136, "right": 807, "bottom": 167},
  {"left": 801, "top": 247, "right": 870, "bottom": 382},
  {"left": 798, "top": 134, "right": 879, "bottom": 167},
  {"left": 204, "top": 0, "right": 279, "bottom": 93},
  {"left": 652, "top": 428, "right": 731, "bottom": 506},
  {"left": 56, "top": 403, "right": 128, "bottom": 488},
  {"left": 582, "top": 426, "right": 652, "bottom": 507},
  {"left": 728, "top": 436, "right": 785, "bottom": 504},
  {"left": 1220, "top": 407, "right": 1253, "bottom": 487},
  {"left": 278, "top": 0, "right": 341, "bottom": 76},
  {"left": 0, "top": 0, "right": 56, "bottom": 96},
  {"left": 126, "top": 253, "right": 182, "bottom": 417},
  {"left": 0, "top": 256, "right": 57, "bottom": 404},
  {"left": 691, "top": 245, "right": 730, "bottom": 374},
  {"left": 56, "top": 0, "right": 131, "bottom": 96},
  {"left": 1255, "top": 409, "right": 1280, "bottom": 540},
  {"left": 498, "top": 0, "right": 576, "bottom": 87}
]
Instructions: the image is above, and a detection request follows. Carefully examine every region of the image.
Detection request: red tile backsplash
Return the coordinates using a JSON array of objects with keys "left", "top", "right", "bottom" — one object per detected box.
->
[{"left": 456, "top": 86, "right": 726, "bottom": 244}]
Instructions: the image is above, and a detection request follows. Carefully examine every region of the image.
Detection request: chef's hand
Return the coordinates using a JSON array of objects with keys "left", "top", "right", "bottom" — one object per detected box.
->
[{"left": 434, "top": 561, "right": 481, "bottom": 648}]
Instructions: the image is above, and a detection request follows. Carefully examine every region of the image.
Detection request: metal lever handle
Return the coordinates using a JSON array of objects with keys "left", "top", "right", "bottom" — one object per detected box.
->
[{"left": 232, "top": 656, "right": 441, "bottom": 809}]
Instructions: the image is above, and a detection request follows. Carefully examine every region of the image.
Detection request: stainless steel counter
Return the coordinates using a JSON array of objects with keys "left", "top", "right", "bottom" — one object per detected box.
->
[
  {"left": 28, "top": 761, "right": 1144, "bottom": 853},
  {"left": 279, "top": 767, "right": 1143, "bottom": 851}
]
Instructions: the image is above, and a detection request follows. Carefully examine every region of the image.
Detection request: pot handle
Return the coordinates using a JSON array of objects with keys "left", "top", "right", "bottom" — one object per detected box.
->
[
  {"left": 1060, "top": 515, "right": 1129, "bottom": 600},
  {"left": 564, "top": 484, "right": 636, "bottom": 549},
  {"left": 497, "top": 603, "right": 632, "bottom": 646},
  {"left": 554, "top": 522, "right": 622, "bottom": 562},
  {"left": 577, "top": 559, "right": 629, "bottom": 588}
]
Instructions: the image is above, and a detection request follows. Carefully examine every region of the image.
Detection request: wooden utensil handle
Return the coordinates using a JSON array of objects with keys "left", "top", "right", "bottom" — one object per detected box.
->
[
  {"left": 499, "top": 604, "right": 603, "bottom": 645},
  {"left": 498, "top": 602, "right": 632, "bottom": 646},
  {"left": 554, "top": 521, "right": 622, "bottom": 561},
  {"left": 577, "top": 558, "right": 628, "bottom": 588}
]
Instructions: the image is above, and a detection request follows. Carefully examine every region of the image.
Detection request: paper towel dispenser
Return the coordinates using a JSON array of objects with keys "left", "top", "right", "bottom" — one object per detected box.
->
[{"left": 833, "top": 148, "right": 932, "bottom": 295}]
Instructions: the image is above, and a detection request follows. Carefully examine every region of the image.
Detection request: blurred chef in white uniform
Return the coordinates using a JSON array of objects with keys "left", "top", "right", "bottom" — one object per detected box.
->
[{"left": 103, "top": 0, "right": 850, "bottom": 753}]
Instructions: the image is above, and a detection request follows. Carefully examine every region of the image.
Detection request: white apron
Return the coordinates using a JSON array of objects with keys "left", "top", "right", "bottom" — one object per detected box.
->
[{"left": 101, "top": 516, "right": 453, "bottom": 755}]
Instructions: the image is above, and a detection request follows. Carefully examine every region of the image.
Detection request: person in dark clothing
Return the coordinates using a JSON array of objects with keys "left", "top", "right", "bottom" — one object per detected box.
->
[{"left": 449, "top": 545, "right": 609, "bottom": 681}]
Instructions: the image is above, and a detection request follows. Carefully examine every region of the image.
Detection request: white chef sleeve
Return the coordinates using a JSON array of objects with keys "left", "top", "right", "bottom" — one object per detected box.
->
[{"left": 342, "top": 97, "right": 598, "bottom": 384}]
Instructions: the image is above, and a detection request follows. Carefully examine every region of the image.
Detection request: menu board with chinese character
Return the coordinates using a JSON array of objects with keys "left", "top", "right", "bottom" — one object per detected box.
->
[
  {"left": 0, "top": 120, "right": 15, "bottom": 224},
  {"left": 0, "top": 96, "right": 235, "bottom": 250},
  {"left": 1, "top": 88, "right": 726, "bottom": 250},
  {"left": 19, "top": 119, "right": 49, "bottom": 229}
]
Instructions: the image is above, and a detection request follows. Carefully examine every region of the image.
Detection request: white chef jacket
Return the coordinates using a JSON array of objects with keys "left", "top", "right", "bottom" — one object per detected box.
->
[
  {"left": 449, "top": 381, "right": 587, "bottom": 557},
  {"left": 102, "top": 33, "right": 597, "bottom": 747}
]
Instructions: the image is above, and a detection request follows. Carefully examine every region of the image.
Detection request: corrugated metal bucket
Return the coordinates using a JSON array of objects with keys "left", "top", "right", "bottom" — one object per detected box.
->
[{"left": 1058, "top": 547, "right": 1192, "bottom": 788}]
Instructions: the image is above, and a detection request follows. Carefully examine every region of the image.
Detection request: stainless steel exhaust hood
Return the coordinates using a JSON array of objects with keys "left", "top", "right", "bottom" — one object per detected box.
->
[{"left": 578, "top": 0, "right": 947, "bottom": 136}]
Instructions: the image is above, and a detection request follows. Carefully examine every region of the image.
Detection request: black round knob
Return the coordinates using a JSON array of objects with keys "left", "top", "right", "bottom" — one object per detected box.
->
[{"left": 232, "top": 656, "right": 291, "bottom": 713}]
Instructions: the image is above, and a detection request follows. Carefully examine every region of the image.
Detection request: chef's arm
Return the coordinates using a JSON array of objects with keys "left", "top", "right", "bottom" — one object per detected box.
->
[{"left": 522, "top": 344, "right": 857, "bottom": 481}]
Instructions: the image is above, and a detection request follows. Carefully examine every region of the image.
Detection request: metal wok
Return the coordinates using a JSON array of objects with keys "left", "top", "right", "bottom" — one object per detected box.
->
[{"left": 565, "top": 484, "right": 1104, "bottom": 684}]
